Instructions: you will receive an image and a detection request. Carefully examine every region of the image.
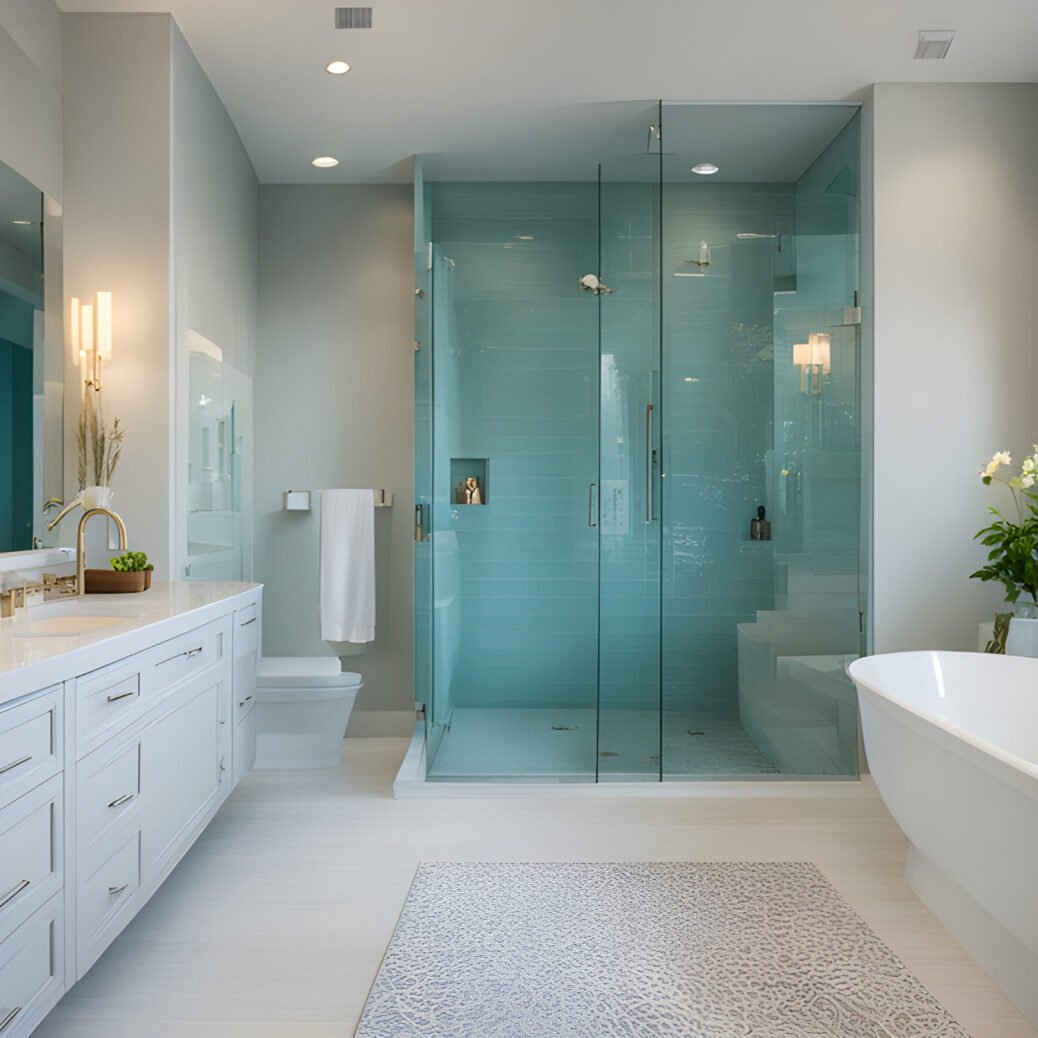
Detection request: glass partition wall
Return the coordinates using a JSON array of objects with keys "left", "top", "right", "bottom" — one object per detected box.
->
[{"left": 416, "top": 103, "right": 863, "bottom": 783}]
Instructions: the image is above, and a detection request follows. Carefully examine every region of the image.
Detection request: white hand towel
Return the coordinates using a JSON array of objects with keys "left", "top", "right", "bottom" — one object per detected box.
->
[{"left": 320, "top": 489, "right": 376, "bottom": 643}]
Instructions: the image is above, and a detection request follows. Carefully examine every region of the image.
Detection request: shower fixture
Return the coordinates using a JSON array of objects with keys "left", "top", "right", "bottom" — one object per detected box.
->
[{"left": 580, "top": 274, "right": 614, "bottom": 295}]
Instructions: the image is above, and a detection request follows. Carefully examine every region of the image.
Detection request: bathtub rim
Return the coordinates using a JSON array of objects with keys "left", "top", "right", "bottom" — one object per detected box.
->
[{"left": 848, "top": 650, "right": 1038, "bottom": 786}]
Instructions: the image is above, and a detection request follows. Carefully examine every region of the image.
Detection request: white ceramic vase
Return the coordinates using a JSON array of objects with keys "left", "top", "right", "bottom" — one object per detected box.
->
[
  {"left": 81, "top": 485, "right": 113, "bottom": 511},
  {"left": 1005, "top": 599, "right": 1038, "bottom": 658}
]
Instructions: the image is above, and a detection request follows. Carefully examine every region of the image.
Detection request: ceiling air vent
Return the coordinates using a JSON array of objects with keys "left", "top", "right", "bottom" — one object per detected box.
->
[{"left": 335, "top": 7, "right": 373, "bottom": 29}]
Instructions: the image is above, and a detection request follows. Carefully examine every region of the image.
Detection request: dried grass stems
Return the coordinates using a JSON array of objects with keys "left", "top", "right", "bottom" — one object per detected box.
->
[{"left": 77, "top": 391, "right": 125, "bottom": 491}]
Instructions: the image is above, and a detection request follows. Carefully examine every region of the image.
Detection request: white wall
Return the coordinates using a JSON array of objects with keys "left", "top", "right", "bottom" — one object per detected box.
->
[
  {"left": 62, "top": 13, "right": 173, "bottom": 567},
  {"left": 171, "top": 23, "right": 259, "bottom": 579},
  {"left": 255, "top": 185, "right": 414, "bottom": 732},
  {"left": 62, "top": 13, "right": 259, "bottom": 577},
  {"left": 872, "top": 83, "right": 1038, "bottom": 652},
  {"left": 0, "top": 0, "right": 61, "bottom": 201}
]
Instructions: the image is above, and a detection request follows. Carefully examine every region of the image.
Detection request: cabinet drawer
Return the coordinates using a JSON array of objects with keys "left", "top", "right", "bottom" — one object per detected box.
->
[
  {"left": 232, "top": 707, "right": 256, "bottom": 787},
  {"left": 0, "top": 689, "right": 61, "bottom": 811},
  {"left": 77, "top": 742, "right": 142, "bottom": 854},
  {"left": 77, "top": 829, "right": 140, "bottom": 976},
  {"left": 76, "top": 662, "right": 142, "bottom": 755},
  {"left": 0, "top": 894, "right": 64, "bottom": 1038},
  {"left": 146, "top": 622, "right": 224, "bottom": 698},
  {"left": 233, "top": 604, "right": 259, "bottom": 658},
  {"left": 0, "top": 777, "right": 62, "bottom": 942}
]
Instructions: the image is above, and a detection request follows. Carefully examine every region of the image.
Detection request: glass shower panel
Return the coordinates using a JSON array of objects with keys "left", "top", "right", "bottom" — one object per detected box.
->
[
  {"left": 424, "top": 182, "right": 601, "bottom": 782},
  {"left": 659, "top": 104, "right": 862, "bottom": 779},
  {"left": 596, "top": 145, "right": 663, "bottom": 781}
]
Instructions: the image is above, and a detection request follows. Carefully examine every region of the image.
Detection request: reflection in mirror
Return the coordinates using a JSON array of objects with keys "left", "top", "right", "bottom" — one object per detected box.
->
[{"left": 0, "top": 158, "right": 63, "bottom": 553}]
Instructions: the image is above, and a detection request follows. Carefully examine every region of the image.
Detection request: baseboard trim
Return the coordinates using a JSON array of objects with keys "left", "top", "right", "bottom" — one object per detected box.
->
[{"left": 346, "top": 709, "right": 415, "bottom": 738}]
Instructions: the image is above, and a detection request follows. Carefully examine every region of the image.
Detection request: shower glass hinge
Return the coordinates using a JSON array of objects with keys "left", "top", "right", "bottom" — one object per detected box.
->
[
  {"left": 842, "top": 290, "right": 861, "bottom": 326},
  {"left": 413, "top": 340, "right": 421, "bottom": 352}
]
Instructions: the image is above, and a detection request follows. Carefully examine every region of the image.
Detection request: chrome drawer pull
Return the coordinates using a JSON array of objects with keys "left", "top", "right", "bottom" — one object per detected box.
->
[
  {"left": 108, "top": 792, "right": 136, "bottom": 809},
  {"left": 238, "top": 695, "right": 254, "bottom": 707},
  {"left": 0, "top": 754, "right": 31, "bottom": 776},
  {"left": 108, "top": 883, "right": 128, "bottom": 896},
  {"left": 239, "top": 617, "right": 257, "bottom": 627},
  {"left": 160, "top": 645, "right": 204, "bottom": 666},
  {"left": 0, "top": 1007, "right": 22, "bottom": 1033},
  {"left": 107, "top": 690, "right": 136, "bottom": 703},
  {"left": 0, "top": 879, "right": 29, "bottom": 910}
]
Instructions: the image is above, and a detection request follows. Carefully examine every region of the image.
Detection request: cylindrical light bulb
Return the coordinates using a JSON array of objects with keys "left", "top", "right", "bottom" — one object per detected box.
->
[
  {"left": 95, "top": 291, "right": 112, "bottom": 361},
  {"left": 80, "top": 304, "right": 94, "bottom": 355}
]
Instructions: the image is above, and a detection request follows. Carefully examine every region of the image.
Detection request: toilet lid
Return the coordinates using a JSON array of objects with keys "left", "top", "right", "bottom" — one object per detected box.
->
[{"left": 257, "top": 656, "right": 363, "bottom": 689}]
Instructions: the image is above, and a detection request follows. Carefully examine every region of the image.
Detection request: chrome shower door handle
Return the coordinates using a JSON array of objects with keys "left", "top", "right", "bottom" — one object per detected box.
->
[
  {"left": 645, "top": 403, "right": 654, "bottom": 524},
  {"left": 588, "top": 483, "right": 597, "bottom": 528},
  {"left": 415, "top": 504, "right": 424, "bottom": 542}
]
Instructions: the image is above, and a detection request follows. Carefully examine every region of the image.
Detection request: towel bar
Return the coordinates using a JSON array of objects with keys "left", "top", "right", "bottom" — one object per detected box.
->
[{"left": 282, "top": 490, "right": 393, "bottom": 511}]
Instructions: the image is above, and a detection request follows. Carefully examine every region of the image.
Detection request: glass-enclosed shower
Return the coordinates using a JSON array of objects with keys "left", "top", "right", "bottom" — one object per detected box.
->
[{"left": 414, "top": 103, "right": 864, "bottom": 783}]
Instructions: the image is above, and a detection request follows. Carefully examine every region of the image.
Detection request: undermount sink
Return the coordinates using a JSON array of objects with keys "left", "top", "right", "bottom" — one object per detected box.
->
[{"left": 5, "top": 601, "right": 142, "bottom": 638}]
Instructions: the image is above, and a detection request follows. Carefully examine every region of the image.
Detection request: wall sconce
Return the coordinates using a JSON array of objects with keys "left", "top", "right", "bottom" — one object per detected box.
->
[
  {"left": 71, "top": 291, "right": 113, "bottom": 392},
  {"left": 793, "top": 332, "right": 830, "bottom": 394}
]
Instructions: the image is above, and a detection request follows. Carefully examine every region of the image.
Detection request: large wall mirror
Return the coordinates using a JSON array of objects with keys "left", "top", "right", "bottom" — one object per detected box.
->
[{"left": 0, "top": 157, "right": 63, "bottom": 553}]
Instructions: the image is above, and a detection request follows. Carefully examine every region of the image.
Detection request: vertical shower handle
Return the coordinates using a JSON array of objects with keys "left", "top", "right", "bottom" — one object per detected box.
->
[
  {"left": 414, "top": 504, "right": 424, "bottom": 542},
  {"left": 588, "top": 483, "right": 597, "bottom": 528},
  {"left": 645, "top": 403, "right": 654, "bottom": 524}
]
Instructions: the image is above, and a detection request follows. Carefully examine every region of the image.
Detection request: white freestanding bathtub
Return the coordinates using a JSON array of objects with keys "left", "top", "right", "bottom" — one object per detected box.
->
[{"left": 848, "top": 651, "right": 1038, "bottom": 1027}]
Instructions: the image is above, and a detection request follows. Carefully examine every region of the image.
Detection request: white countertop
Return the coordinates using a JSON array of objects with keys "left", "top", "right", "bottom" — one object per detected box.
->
[{"left": 0, "top": 581, "right": 261, "bottom": 706}]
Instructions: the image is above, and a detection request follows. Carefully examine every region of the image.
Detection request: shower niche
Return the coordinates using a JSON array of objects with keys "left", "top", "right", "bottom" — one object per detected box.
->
[{"left": 451, "top": 458, "right": 488, "bottom": 505}]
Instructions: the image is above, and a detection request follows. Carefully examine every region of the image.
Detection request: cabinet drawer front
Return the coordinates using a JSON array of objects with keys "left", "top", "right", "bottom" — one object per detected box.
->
[
  {"left": 0, "top": 690, "right": 61, "bottom": 810},
  {"left": 232, "top": 651, "right": 257, "bottom": 723},
  {"left": 232, "top": 707, "right": 256, "bottom": 787},
  {"left": 0, "top": 777, "right": 62, "bottom": 941},
  {"left": 77, "top": 829, "right": 140, "bottom": 974},
  {"left": 0, "top": 895, "right": 63, "bottom": 1038},
  {"left": 146, "top": 623, "right": 224, "bottom": 698},
  {"left": 77, "top": 743, "right": 142, "bottom": 853},
  {"left": 77, "top": 667, "right": 141, "bottom": 754},
  {"left": 233, "top": 605, "right": 259, "bottom": 657}
]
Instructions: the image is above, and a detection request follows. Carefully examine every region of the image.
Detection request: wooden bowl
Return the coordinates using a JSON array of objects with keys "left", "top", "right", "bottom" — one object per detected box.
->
[{"left": 84, "top": 569, "right": 147, "bottom": 594}]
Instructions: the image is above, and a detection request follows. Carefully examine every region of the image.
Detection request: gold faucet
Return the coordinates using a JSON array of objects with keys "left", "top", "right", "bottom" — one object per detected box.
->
[{"left": 76, "top": 508, "right": 128, "bottom": 597}]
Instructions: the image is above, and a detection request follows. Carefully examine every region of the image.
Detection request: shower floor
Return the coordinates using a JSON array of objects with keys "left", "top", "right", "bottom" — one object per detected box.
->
[{"left": 426, "top": 707, "right": 778, "bottom": 782}]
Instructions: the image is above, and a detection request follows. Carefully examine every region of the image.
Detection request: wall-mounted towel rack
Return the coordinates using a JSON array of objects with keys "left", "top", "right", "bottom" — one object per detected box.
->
[{"left": 282, "top": 489, "right": 393, "bottom": 512}]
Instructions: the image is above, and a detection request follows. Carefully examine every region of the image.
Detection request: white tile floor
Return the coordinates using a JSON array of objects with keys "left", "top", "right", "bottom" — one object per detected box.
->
[{"left": 36, "top": 738, "right": 1037, "bottom": 1038}]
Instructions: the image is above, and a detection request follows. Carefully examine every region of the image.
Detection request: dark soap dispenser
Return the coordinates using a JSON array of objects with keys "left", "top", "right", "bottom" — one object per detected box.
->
[{"left": 750, "top": 505, "right": 771, "bottom": 542}]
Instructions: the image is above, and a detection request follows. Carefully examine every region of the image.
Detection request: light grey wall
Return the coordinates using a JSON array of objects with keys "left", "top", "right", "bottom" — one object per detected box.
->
[
  {"left": 872, "top": 83, "right": 1038, "bottom": 652},
  {"left": 62, "top": 13, "right": 174, "bottom": 568},
  {"left": 62, "top": 13, "right": 260, "bottom": 577},
  {"left": 255, "top": 185, "right": 414, "bottom": 730},
  {"left": 170, "top": 23, "right": 259, "bottom": 578},
  {"left": 0, "top": 1, "right": 61, "bottom": 201}
]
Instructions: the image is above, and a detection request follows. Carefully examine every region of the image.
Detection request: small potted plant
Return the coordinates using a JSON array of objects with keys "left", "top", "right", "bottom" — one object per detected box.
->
[
  {"left": 970, "top": 447, "right": 1038, "bottom": 656},
  {"left": 85, "top": 551, "right": 154, "bottom": 594}
]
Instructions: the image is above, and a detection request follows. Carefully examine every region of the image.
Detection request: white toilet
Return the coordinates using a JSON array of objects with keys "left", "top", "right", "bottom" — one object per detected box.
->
[{"left": 254, "top": 657, "right": 363, "bottom": 769}]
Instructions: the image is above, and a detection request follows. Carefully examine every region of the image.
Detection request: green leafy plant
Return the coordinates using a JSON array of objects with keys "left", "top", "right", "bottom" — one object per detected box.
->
[
  {"left": 970, "top": 448, "right": 1038, "bottom": 605},
  {"left": 110, "top": 551, "right": 151, "bottom": 573}
]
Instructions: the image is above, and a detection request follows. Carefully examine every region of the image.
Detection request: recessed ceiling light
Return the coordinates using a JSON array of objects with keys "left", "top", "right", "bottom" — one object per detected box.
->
[
  {"left": 312, "top": 156, "right": 339, "bottom": 168},
  {"left": 516, "top": 235, "right": 534, "bottom": 241},
  {"left": 325, "top": 60, "right": 351, "bottom": 75},
  {"left": 12, "top": 219, "right": 32, "bottom": 225},
  {"left": 915, "top": 30, "right": 955, "bottom": 59},
  {"left": 684, "top": 377, "right": 702, "bottom": 383},
  {"left": 691, "top": 163, "right": 719, "bottom": 175}
]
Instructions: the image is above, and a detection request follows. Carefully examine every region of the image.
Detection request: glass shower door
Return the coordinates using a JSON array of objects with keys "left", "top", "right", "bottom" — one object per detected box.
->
[{"left": 596, "top": 146, "right": 663, "bottom": 781}]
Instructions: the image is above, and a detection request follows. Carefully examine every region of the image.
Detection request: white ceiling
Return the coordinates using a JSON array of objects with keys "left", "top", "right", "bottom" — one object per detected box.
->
[{"left": 56, "top": 0, "right": 1038, "bottom": 184}]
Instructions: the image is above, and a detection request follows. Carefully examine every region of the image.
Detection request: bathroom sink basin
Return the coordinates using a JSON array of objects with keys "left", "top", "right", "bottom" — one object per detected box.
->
[
  {"left": 6, "top": 603, "right": 142, "bottom": 638},
  {"left": 10, "top": 614, "right": 137, "bottom": 637}
]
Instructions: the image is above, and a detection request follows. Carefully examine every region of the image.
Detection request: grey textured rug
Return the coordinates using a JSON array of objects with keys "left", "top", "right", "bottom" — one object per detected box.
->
[{"left": 355, "top": 862, "right": 969, "bottom": 1038}]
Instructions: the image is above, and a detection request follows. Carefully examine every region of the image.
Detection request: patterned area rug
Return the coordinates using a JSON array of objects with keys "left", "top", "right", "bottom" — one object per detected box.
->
[{"left": 355, "top": 862, "right": 969, "bottom": 1038}]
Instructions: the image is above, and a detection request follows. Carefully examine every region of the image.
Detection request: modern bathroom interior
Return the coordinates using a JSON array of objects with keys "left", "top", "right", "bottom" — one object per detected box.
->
[
  {"left": 1, "top": 4, "right": 1038, "bottom": 1037},
  {"left": 417, "top": 102, "right": 863, "bottom": 782}
]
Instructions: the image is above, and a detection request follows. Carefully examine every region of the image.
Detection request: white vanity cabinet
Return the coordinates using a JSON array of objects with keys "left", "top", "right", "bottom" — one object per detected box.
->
[{"left": 0, "top": 582, "right": 260, "bottom": 1037}]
